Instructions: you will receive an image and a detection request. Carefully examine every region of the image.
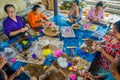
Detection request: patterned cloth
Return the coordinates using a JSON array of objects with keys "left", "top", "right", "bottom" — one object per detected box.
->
[
  {"left": 96, "top": 34, "right": 120, "bottom": 69},
  {"left": 86, "top": 8, "right": 104, "bottom": 20}
]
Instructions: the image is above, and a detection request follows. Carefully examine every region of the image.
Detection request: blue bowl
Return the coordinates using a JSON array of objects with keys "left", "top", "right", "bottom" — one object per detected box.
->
[{"left": 20, "top": 38, "right": 31, "bottom": 49}]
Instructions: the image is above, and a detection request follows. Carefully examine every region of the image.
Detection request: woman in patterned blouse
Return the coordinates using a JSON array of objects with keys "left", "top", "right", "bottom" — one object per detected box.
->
[{"left": 93, "top": 20, "right": 120, "bottom": 70}]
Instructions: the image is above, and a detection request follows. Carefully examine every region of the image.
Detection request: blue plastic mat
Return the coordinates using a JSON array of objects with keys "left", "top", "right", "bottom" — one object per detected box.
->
[
  {"left": 51, "top": 14, "right": 108, "bottom": 62},
  {"left": 50, "top": 14, "right": 72, "bottom": 26},
  {"left": 0, "top": 14, "right": 109, "bottom": 79}
]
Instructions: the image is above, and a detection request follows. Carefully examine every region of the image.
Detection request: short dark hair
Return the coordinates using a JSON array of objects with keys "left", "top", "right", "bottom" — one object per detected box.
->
[
  {"left": 98, "top": 1, "right": 103, "bottom": 3},
  {"left": 4, "top": 4, "right": 15, "bottom": 12},
  {"left": 0, "top": 70, "right": 6, "bottom": 80},
  {"left": 114, "top": 20, "right": 120, "bottom": 33},
  {"left": 116, "top": 56, "right": 120, "bottom": 75},
  {"left": 96, "top": 2, "right": 103, "bottom": 7},
  {"left": 73, "top": 0, "right": 79, "bottom": 5},
  {"left": 32, "top": 5, "right": 41, "bottom": 11}
]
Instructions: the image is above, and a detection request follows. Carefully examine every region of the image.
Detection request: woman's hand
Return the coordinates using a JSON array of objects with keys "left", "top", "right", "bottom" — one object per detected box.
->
[
  {"left": 93, "top": 41, "right": 100, "bottom": 45},
  {"left": 15, "top": 67, "right": 24, "bottom": 76},
  {"left": 78, "top": 71, "right": 95, "bottom": 80},
  {"left": 78, "top": 71, "right": 87, "bottom": 80},
  {"left": 93, "top": 41, "right": 104, "bottom": 47},
  {"left": 0, "top": 56, "right": 7, "bottom": 63},
  {"left": 93, "top": 42, "right": 104, "bottom": 52},
  {"left": 87, "top": 72, "right": 95, "bottom": 80},
  {"left": 24, "top": 27, "right": 29, "bottom": 31},
  {"left": 93, "top": 18, "right": 99, "bottom": 22},
  {"left": 8, "top": 67, "right": 24, "bottom": 80},
  {"left": 89, "top": 16, "right": 99, "bottom": 22},
  {"left": 94, "top": 45, "right": 103, "bottom": 52},
  {"left": 0, "top": 56, "right": 7, "bottom": 69},
  {"left": 93, "top": 42, "right": 100, "bottom": 48},
  {"left": 44, "top": 20, "right": 49, "bottom": 26},
  {"left": 91, "top": 18, "right": 97, "bottom": 22},
  {"left": 93, "top": 42, "right": 97, "bottom": 47},
  {"left": 19, "top": 27, "right": 28, "bottom": 33}
]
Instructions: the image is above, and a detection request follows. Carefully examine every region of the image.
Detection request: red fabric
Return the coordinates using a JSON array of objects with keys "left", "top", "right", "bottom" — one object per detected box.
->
[{"left": 96, "top": 35, "right": 120, "bottom": 69}]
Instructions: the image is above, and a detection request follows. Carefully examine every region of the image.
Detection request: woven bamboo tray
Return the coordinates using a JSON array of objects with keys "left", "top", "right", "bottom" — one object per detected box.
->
[
  {"left": 43, "top": 27, "right": 60, "bottom": 37},
  {"left": 80, "top": 39, "right": 96, "bottom": 54}
]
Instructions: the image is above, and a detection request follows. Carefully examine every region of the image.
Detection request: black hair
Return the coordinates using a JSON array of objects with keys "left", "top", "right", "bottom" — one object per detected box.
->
[
  {"left": 73, "top": 0, "right": 79, "bottom": 5},
  {"left": 98, "top": 1, "right": 108, "bottom": 8},
  {"left": 114, "top": 20, "right": 120, "bottom": 33},
  {"left": 96, "top": 2, "right": 103, "bottom": 7},
  {"left": 98, "top": 1, "right": 103, "bottom": 3},
  {"left": 0, "top": 70, "right": 7, "bottom": 80},
  {"left": 32, "top": 5, "right": 41, "bottom": 11},
  {"left": 116, "top": 56, "right": 120, "bottom": 75},
  {"left": 4, "top": 4, "right": 15, "bottom": 12}
]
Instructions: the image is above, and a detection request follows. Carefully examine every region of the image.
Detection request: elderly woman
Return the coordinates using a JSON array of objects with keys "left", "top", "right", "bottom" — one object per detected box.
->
[
  {"left": 27, "top": 5, "right": 49, "bottom": 29},
  {"left": 3, "top": 4, "right": 28, "bottom": 39},
  {"left": 68, "top": 0, "right": 82, "bottom": 22},
  {"left": 86, "top": 2, "right": 104, "bottom": 22}
]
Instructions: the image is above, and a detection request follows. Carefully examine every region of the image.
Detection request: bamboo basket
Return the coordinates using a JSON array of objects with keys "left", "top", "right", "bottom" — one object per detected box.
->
[{"left": 43, "top": 27, "right": 60, "bottom": 37}]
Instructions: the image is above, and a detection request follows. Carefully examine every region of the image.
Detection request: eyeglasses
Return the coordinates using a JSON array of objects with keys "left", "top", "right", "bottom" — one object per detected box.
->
[{"left": 7, "top": 10, "right": 15, "bottom": 13}]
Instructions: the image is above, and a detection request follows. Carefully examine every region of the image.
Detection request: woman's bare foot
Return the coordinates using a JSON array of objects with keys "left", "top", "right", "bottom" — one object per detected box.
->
[{"left": 30, "top": 76, "right": 37, "bottom": 80}]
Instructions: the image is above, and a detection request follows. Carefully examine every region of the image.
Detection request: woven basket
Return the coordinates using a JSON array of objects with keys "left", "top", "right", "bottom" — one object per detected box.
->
[
  {"left": 81, "top": 39, "right": 96, "bottom": 54},
  {"left": 43, "top": 27, "right": 60, "bottom": 37}
]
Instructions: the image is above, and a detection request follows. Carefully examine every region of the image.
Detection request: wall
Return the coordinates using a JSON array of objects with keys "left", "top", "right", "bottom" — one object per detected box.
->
[{"left": 0, "top": 0, "right": 27, "bottom": 19}]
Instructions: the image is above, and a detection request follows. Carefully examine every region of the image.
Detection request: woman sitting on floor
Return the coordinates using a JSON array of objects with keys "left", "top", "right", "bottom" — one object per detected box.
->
[
  {"left": 78, "top": 56, "right": 120, "bottom": 80},
  {"left": 0, "top": 55, "right": 24, "bottom": 80},
  {"left": 93, "top": 20, "right": 120, "bottom": 72},
  {"left": 68, "top": 0, "right": 82, "bottom": 22},
  {"left": 3, "top": 4, "right": 28, "bottom": 39},
  {"left": 27, "top": 5, "right": 50, "bottom": 29},
  {"left": 86, "top": 2, "right": 104, "bottom": 22}
]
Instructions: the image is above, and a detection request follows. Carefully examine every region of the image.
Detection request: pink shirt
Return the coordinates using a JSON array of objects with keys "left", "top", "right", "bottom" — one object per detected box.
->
[{"left": 86, "top": 8, "right": 104, "bottom": 20}]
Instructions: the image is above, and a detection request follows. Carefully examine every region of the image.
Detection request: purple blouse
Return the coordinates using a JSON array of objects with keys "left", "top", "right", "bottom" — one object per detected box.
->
[
  {"left": 86, "top": 8, "right": 104, "bottom": 20},
  {"left": 3, "top": 16, "right": 25, "bottom": 37}
]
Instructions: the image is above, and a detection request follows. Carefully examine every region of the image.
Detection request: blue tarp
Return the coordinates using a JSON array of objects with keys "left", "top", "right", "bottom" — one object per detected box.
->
[
  {"left": 0, "top": 14, "right": 109, "bottom": 79},
  {"left": 51, "top": 14, "right": 108, "bottom": 62}
]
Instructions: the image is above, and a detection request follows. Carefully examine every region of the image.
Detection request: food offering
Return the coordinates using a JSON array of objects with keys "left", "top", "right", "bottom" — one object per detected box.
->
[
  {"left": 83, "top": 23, "right": 98, "bottom": 32},
  {"left": 17, "top": 51, "right": 46, "bottom": 65},
  {"left": 72, "top": 24, "right": 81, "bottom": 29},
  {"left": 20, "top": 38, "right": 31, "bottom": 49},
  {"left": 26, "top": 29, "right": 40, "bottom": 36},
  {"left": 72, "top": 57, "right": 91, "bottom": 71},
  {"left": 43, "top": 26, "right": 60, "bottom": 37},
  {"left": 80, "top": 39, "right": 96, "bottom": 54},
  {"left": 61, "top": 27, "right": 75, "bottom": 37}
]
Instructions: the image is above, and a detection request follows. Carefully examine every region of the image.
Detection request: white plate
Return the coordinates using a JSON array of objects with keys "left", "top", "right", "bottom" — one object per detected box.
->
[{"left": 61, "top": 27, "right": 75, "bottom": 37}]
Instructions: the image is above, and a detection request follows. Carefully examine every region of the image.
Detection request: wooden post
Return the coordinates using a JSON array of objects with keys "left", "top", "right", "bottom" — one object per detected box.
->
[{"left": 54, "top": 0, "right": 58, "bottom": 16}]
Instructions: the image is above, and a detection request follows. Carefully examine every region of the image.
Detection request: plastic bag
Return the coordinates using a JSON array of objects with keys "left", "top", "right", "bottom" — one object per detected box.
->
[{"left": 91, "top": 30, "right": 106, "bottom": 40}]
